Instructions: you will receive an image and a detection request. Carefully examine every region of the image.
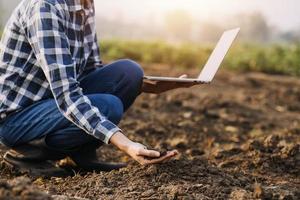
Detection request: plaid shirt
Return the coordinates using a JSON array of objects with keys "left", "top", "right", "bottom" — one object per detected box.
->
[{"left": 0, "top": 0, "right": 121, "bottom": 144}]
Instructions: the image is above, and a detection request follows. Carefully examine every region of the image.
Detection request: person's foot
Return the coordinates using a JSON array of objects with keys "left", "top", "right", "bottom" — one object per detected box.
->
[
  {"left": 4, "top": 141, "right": 66, "bottom": 162},
  {"left": 66, "top": 158, "right": 127, "bottom": 172},
  {"left": 65, "top": 142, "right": 127, "bottom": 172},
  {"left": 2, "top": 139, "right": 126, "bottom": 174},
  {"left": 69, "top": 149, "right": 127, "bottom": 172},
  {"left": 2, "top": 150, "right": 69, "bottom": 178}
]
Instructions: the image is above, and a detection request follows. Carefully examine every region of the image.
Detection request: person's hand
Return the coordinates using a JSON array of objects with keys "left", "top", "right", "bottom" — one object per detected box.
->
[
  {"left": 126, "top": 142, "right": 178, "bottom": 165},
  {"left": 110, "top": 132, "right": 178, "bottom": 166},
  {"left": 142, "top": 74, "right": 200, "bottom": 94}
]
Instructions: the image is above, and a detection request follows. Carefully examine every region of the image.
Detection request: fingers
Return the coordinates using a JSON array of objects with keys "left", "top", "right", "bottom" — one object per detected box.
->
[
  {"left": 143, "top": 79, "right": 158, "bottom": 84},
  {"left": 139, "top": 150, "right": 178, "bottom": 166},
  {"left": 147, "top": 150, "right": 178, "bottom": 164},
  {"left": 137, "top": 148, "right": 160, "bottom": 158},
  {"left": 179, "top": 74, "right": 188, "bottom": 79}
]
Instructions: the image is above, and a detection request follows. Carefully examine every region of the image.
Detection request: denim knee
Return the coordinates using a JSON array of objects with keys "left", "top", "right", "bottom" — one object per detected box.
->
[
  {"left": 106, "top": 95, "right": 124, "bottom": 124},
  {"left": 88, "top": 94, "right": 124, "bottom": 125},
  {"left": 119, "top": 59, "right": 144, "bottom": 90},
  {"left": 122, "top": 59, "right": 144, "bottom": 79}
]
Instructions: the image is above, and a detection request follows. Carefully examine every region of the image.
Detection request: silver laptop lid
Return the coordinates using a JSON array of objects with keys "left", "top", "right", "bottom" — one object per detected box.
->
[{"left": 198, "top": 28, "right": 240, "bottom": 82}]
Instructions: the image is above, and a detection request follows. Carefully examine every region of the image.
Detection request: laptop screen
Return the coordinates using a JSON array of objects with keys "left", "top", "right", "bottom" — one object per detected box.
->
[{"left": 198, "top": 28, "right": 240, "bottom": 82}]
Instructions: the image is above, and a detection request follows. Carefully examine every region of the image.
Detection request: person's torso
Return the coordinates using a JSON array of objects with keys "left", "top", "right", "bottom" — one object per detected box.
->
[{"left": 0, "top": 0, "right": 98, "bottom": 119}]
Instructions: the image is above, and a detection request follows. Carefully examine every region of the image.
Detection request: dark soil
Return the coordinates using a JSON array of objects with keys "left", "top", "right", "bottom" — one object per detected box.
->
[{"left": 1, "top": 65, "right": 299, "bottom": 200}]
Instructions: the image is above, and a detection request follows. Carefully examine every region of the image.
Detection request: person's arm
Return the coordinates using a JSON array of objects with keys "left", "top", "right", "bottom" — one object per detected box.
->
[
  {"left": 85, "top": 34, "right": 103, "bottom": 69},
  {"left": 84, "top": 6, "right": 103, "bottom": 71},
  {"left": 26, "top": 2, "right": 119, "bottom": 144}
]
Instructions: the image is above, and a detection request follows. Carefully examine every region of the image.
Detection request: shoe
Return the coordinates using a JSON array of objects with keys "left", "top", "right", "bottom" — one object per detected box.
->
[
  {"left": 2, "top": 150, "right": 69, "bottom": 178},
  {"left": 3, "top": 138, "right": 126, "bottom": 173},
  {"left": 68, "top": 143, "right": 127, "bottom": 172},
  {"left": 1, "top": 138, "right": 69, "bottom": 177},
  {"left": 4, "top": 138, "right": 66, "bottom": 162}
]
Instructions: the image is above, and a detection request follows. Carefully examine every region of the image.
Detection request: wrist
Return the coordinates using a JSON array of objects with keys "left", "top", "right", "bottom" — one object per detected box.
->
[{"left": 110, "top": 131, "right": 134, "bottom": 152}]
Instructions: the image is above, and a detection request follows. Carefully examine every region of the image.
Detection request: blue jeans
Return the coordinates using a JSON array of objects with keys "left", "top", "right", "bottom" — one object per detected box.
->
[{"left": 0, "top": 59, "right": 144, "bottom": 151}]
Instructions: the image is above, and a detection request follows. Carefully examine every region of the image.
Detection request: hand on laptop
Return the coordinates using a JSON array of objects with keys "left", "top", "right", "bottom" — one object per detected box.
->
[{"left": 142, "top": 74, "right": 199, "bottom": 94}]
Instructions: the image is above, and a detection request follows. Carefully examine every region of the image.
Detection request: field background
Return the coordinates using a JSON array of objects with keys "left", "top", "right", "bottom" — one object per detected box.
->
[
  {"left": 1, "top": 0, "right": 300, "bottom": 77},
  {"left": 100, "top": 40, "right": 300, "bottom": 76},
  {"left": 0, "top": 0, "right": 300, "bottom": 200}
]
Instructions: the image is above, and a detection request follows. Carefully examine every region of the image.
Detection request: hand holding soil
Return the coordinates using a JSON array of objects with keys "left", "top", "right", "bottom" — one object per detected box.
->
[
  {"left": 126, "top": 142, "right": 178, "bottom": 165},
  {"left": 110, "top": 131, "right": 178, "bottom": 165}
]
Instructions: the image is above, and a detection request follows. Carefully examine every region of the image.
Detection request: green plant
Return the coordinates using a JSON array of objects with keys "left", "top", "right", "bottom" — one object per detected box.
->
[{"left": 100, "top": 39, "right": 300, "bottom": 76}]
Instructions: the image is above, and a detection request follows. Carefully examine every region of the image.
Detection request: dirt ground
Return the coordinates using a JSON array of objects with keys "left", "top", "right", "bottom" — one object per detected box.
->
[{"left": 0, "top": 65, "right": 299, "bottom": 200}]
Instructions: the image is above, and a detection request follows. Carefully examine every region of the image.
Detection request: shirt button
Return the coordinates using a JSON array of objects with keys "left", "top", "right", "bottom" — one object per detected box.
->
[{"left": 1, "top": 113, "right": 6, "bottom": 119}]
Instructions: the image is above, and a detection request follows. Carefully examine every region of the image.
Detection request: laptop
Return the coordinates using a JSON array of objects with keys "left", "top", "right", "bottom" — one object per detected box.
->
[{"left": 143, "top": 28, "right": 240, "bottom": 83}]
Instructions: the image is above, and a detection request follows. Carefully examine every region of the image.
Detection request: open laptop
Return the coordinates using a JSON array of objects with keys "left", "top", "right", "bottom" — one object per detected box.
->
[{"left": 143, "top": 28, "right": 240, "bottom": 83}]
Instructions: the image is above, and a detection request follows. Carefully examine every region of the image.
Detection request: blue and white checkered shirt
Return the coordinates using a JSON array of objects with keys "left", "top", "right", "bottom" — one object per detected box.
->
[{"left": 0, "top": 0, "right": 121, "bottom": 144}]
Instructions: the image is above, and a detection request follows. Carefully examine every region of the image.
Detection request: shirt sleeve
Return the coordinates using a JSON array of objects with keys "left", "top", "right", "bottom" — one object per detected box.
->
[
  {"left": 25, "top": 1, "right": 121, "bottom": 144},
  {"left": 84, "top": 6, "right": 103, "bottom": 71},
  {"left": 85, "top": 34, "right": 103, "bottom": 69}
]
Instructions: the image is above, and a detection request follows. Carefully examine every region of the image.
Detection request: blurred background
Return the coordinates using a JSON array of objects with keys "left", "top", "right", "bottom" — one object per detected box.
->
[{"left": 0, "top": 0, "right": 300, "bottom": 75}]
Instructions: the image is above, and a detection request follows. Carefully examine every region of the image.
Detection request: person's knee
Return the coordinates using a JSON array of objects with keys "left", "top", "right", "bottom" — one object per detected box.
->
[{"left": 119, "top": 59, "right": 144, "bottom": 84}]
